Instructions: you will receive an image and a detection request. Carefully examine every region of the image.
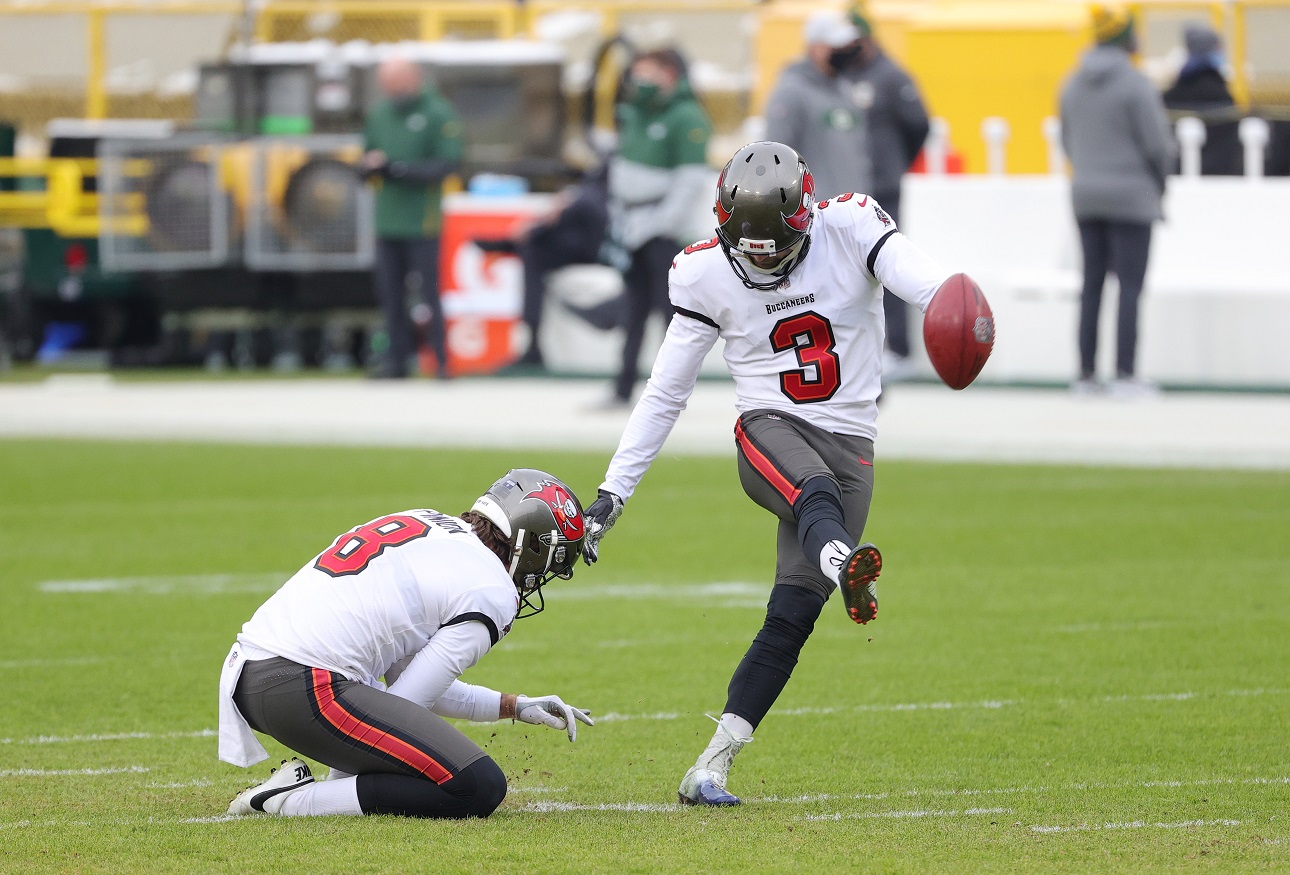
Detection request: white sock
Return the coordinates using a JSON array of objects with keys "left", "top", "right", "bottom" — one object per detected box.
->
[
  {"left": 719, "top": 713, "right": 754, "bottom": 740},
  {"left": 277, "top": 776, "right": 363, "bottom": 817},
  {"left": 819, "top": 539, "right": 851, "bottom": 587}
]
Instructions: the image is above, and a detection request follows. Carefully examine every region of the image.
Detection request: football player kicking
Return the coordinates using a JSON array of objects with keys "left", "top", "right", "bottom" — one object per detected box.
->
[
  {"left": 582, "top": 141, "right": 954, "bottom": 806},
  {"left": 218, "top": 469, "right": 592, "bottom": 819}
]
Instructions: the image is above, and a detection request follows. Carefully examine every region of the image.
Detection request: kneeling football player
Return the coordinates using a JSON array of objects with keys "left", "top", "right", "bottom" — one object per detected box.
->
[
  {"left": 218, "top": 469, "right": 592, "bottom": 819},
  {"left": 582, "top": 142, "right": 958, "bottom": 805}
]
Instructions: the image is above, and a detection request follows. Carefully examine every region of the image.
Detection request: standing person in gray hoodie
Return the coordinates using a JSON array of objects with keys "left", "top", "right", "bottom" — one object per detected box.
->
[
  {"left": 765, "top": 10, "right": 872, "bottom": 201},
  {"left": 841, "top": 4, "right": 931, "bottom": 373},
  {"left": 1060, "top": 5, "right": 1174, "bottom": 396}
]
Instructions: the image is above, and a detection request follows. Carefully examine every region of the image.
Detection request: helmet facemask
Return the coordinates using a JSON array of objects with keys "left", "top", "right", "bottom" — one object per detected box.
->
[
  {"left": 721, "top": 232, "right": 813, "bottom": 291},
  {"left": 510, "top": 528, "right": 581, "bottom": 619}
]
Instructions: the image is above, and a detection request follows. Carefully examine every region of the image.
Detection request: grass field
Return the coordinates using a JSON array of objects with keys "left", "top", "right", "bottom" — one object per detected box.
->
[{"left": 1, "top": 439, "right": 1287, "bottom": 873}]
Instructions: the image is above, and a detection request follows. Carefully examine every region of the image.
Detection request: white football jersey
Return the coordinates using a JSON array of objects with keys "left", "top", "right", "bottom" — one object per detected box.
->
[
  {"left": 237, "top": 509, "right": 518, "bottom": 686},
  {"left": 601, "top": 194, "right": 949, "bottom": 501}
]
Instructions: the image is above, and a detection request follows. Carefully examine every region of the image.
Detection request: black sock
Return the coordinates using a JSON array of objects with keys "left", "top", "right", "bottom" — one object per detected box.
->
[{"left": 724, "top": 585, "right": 827, "bottom": 728}]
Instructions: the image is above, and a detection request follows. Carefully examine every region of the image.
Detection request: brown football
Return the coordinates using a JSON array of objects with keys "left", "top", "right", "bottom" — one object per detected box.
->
[{"left": 921, "top": 273, "right": 994, "bottom": 390}]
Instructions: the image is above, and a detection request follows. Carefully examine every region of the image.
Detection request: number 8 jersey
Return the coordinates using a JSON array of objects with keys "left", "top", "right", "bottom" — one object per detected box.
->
[{"left": 600, "top": 194, "right": 950, "bottom": 502}]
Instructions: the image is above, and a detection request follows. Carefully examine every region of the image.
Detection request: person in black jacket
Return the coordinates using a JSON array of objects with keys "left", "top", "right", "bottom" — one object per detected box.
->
[
  {"left": 1162, "top": 24, "right": 1242, "bottom": 176},
  {"left": 476, "top": 167, "right": 609, "bottom": 370}
]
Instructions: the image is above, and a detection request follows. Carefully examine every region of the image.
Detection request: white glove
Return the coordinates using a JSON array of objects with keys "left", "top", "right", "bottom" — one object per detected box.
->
[{"left": 515, "top": 694, "right": 594, "bottom": 742}]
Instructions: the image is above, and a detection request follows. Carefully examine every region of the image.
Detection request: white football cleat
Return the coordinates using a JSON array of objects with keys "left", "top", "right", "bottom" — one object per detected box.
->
[{"left": 227, "top": 758, "right": 314, "bottom": 815}]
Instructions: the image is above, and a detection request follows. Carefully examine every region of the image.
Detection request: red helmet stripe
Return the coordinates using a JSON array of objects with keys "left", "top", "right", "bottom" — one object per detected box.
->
[
  {"left": 714, "top": 168, "right": 731, "bottom": 224},
  {"left": 784, "top": 169, "right": 814, "bottom": 232}
]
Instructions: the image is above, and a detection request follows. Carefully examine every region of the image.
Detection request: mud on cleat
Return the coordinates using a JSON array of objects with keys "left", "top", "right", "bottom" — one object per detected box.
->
[
  {"left": 227, "top": 757, "right": 314, "bottom": 815},
  {"left": 839, "top": 542, "right": 883, "bottom": 624},
  {"left": 678, "top": 767, "right": 742, "bottom": 807}
]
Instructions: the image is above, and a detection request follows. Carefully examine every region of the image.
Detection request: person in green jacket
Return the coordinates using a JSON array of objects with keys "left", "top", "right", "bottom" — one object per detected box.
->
[
  {"left": 360, "top": 56, "right": 464, "bottom": 379},
  {"left": 599, "top": 48, "right": 712, "bottom": 407}
]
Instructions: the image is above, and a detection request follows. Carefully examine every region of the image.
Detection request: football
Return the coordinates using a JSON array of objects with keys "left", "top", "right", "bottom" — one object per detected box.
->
[{"left": 921, "top": 273, "right": 994, "bottom": 390}]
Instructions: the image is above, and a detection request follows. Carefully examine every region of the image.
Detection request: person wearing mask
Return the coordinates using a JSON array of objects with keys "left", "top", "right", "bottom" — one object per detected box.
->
[
  {"left": 1059, "top": 5, "right": 1173, "bottom": 397},
  {"left": 1163, "top": 23, "right": 1242, "bottom": 176},
  {"left": 360, "top": 57, "right": 463, "bottom": 380},
  {"left": 599, "top": 49, "right": 712, "bottom": 409},
  {"left": 765, "top": 10, "right": 872, "bottom": 203},
  {"left": 841, "top": 4, "right": 931, "bottom": 375}
]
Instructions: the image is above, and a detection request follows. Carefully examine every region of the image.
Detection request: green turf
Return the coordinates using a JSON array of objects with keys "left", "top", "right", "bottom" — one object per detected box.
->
[{"left": 0, "top": 439, "right": 1287, "bottom": 874}]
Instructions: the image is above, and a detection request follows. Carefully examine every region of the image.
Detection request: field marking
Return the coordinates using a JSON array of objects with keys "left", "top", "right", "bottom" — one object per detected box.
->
[
  {"left": 37, "top": 574, "right": 286, "bottom": 596},
  {"left": 0, "top": 728, "right": 215, "bottom": 746},
  {"left": 34, "top": 576, "right": 770, "bottom": 603},
  {"left": 147, "top": 779, "right": 213, "bottom": 789},
  {"left": 760, "top": 775, "right": 1290, "bottom": 806},
  {"left": 805, "top": 807, "right": 1012, "bottom": 821},
  {"left": 0, "top": 766, "right": 149, "bottom": 778},
  {"left": 597, "top": 687, "right": 1286, "bottom": 724},
  {"left": 7, "top": 686, "right": 1284, "bottom": 746},
  {"left": 0, "top": 657, "right": 102, "bottom": 670},
  {"left": 1030, "top": 818, "right": 1243, "bottom": 834},
  {"left": 524, "top": 801, "right": 681, "bottom": 813}
]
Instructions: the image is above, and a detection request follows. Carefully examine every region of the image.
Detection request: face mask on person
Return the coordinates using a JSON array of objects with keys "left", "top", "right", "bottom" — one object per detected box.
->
[
  {"left": 630, "top": 78, "right": 669, "bottom": 108},
  {"left": 828, "top": 44, "right": 862, "bottom": 72}
]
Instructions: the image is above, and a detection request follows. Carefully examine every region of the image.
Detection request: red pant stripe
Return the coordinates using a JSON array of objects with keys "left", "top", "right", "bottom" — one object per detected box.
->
[
  {"left": 309, "top": 668, "right": 452, "bottom": 784},
  {"left": 735, "top": 420, "right": 802, "bottom": 505}
]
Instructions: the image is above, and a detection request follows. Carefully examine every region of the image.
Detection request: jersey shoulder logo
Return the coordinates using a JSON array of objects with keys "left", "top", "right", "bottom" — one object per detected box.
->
[
  {"left": 817, "top": 192, "right": 866, "bottom": 210},
  {"left": 873, "top": 203, "right": 891, "bottom": 226},
  {"left": 683, "top": 237, "right": 719, "bottom": 255}
]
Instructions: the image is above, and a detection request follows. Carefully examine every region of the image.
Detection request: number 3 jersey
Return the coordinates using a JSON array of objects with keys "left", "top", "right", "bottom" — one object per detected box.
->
[
  {"left": 601, "top": 194, "right": 950, "bottom": 502},
  {"left": 218, "top": 509, "right": 518, "bottom": 766}
]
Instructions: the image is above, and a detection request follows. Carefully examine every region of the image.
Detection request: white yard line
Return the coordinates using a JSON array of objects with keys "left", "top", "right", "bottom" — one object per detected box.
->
[
  {"left": 805, "top": 807, "right": 1012, "bottom": 821},
  {"left": 761, "top": 775, "right": 1290, "bottom": 806},
  {"left": 524, "top": 801, "right": 682, "bottom": 813},
  {"left": 7, "top": 688, "right": 1283, "bottom": 746},
  {"left": 37, "top": 574, "right": 287, "bottom": 596},
  {"left": 34, "top": 575, "right": 768, "bottom": 601},
  {"left": 1030, "top": 818, "right": 1243, "bottom": 834},
  {"left": 0, "top": 729, "right": 215, "bottom": 746},
  {"left": 0, "top": 766, "right": 149, "bottom": 778}
]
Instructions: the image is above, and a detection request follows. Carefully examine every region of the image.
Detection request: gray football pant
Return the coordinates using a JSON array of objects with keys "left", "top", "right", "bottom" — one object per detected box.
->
[
  {"left": 234, "top": 656, "right": 487, "bottom": 782},
  {"left": 734, "top": 408, "right": 876, "bottom": 601}
]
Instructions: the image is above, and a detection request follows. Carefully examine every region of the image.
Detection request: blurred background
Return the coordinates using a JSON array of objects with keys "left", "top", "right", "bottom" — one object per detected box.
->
[{"left": 1, "top": 0, "right": 1288, "bottom": 390}]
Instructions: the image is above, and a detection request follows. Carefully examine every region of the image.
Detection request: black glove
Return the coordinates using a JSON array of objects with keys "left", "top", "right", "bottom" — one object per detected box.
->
[{"left": 582, "top": 490, "right": 624, "bottom": 565}]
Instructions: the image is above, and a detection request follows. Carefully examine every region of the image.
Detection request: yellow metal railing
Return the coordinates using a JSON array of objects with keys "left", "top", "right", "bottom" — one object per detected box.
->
[{"left": 0, "top": 158, "right": 148, "bottom": 238}]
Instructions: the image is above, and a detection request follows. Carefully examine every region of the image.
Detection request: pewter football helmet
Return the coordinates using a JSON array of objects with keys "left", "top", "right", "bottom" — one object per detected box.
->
[
  {"left": 470, "top": 468, "right": 585, "bottom": 617},
  {"left": 714, "top": 141, "right": 816, "bottom": 290}
]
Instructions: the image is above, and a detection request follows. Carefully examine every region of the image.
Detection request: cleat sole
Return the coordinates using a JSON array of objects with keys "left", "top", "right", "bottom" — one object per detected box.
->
[{"left": 841, "top": 543, "right": 883, "bottom": 625}]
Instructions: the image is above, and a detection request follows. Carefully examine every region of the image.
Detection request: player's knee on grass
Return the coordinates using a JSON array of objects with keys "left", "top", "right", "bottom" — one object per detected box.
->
[
  {"left": 451, "top": 756, "right": 508, "bottom": 818},
  {"left": 355, "top": 757, "right": 507, "bottom": 819}
]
